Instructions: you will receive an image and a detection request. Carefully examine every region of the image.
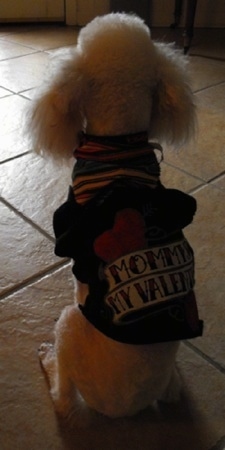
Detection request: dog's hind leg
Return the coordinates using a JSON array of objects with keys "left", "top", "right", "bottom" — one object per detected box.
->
[
  {"left": 159, "top": 367, "right": 181, "bottom": 403},
  {"left": 39, "top": 341, "right": 74, "bottom": 418}
]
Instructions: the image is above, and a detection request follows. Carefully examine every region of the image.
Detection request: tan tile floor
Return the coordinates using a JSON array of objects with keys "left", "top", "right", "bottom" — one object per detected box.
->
[{"left": 0, "top": 24, "right": 225, "bottom": 450}]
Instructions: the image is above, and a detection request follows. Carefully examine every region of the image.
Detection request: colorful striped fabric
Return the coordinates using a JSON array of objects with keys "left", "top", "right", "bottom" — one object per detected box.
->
[{"left": 73, "top": 132, "right": 163, "bottom": 205}]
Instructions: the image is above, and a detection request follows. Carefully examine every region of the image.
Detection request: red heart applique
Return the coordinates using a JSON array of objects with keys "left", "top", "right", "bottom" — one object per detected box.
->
[{"left": 94, "top": 208, "right": 147, "bottom": 263}]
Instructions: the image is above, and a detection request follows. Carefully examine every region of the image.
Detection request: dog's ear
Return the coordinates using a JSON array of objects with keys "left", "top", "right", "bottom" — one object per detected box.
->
[
  {"left": 27, "top": 54, "right": 86, "bottom": 159},
  {"left": 149, "top": 43, "right": 196, "bottom": 146}
]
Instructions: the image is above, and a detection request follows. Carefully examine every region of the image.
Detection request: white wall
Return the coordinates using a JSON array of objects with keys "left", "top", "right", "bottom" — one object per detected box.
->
[{"left": 67, "top": 0, "right": 225, "bottom": 27}]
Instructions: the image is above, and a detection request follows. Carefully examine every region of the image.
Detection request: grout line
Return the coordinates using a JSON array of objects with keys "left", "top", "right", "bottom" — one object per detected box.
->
[
  {"left": 163, "top": 161, "right": 225, "bottom": 194},
  {"left": 207, "top": 171, "right": 225, "bottom": 183},
  {"left": 0, "top": 196, "right": 55, "bottom": 243},
  {"left": 189, "top": 171, "right": 225, "bottom": 195},
  {"left": 188, "top": 184, "right": 208, "bottom": 195},
  {"left": 19, "top": 91, "right": 34, "bottom": 100},
  {"left": 162, "top": 160, "right": 206, "bottom": 184},
  {"left": 0, "top": 88, "right": 15, "bottom": 97},
  {"left": 0, "top": 86, "right": 16, "bottom": 95},
  {"left": 194, "top": 80, "right": 225, "bottom": 95},
  {"left": 184, "top": 340, "right": 225, "bottom": 375},
  {"left": 0, "top": 259, "right": 70, "bottom": 301},
  {"left": 0, "top": 47, "right": 42, "bottom": 62},
  {"left": 0, "top": 150, "right": 31, "bottom": 165}
]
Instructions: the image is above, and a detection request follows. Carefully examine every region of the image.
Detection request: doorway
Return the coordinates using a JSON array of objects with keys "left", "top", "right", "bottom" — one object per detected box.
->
[{"left": 110, "top": 0, "right": 151, "bottom": 26}]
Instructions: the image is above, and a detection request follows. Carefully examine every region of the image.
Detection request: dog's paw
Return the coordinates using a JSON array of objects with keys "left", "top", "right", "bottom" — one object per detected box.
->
[
  {"left": 38, "top": 342, "right": 54, "bottom": 358},
  {"left": 38, "top": 342, "right": 57, "bottom": 389},
  {"left": 38, "top": 342, "right": 55, "bottom": 370}
]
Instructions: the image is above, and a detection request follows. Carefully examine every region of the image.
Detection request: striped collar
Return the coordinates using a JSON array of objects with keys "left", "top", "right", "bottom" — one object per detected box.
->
[
  {"left": 74, "top": 131, "right": 163, "bottom": 163},
  {"left": 72, "top": 132, "right": 163, "bottom": 205}
]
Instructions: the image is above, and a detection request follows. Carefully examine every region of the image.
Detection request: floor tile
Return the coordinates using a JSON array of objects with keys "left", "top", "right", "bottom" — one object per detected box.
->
[
  {"left": 0, "top": 86, "right": 13, "bottom": 98},
  {"left": 184, "top": 184, "right": 225, "bottom": 370},
  {"left": 0, "top": 94, "right": 28, "bottom": 135},
  {"left": 161, "top": 161, "right": 203, "bottom": 192},
  {"left": 0, "top": 201, "right": 60, "bottom": 296},
  {"left": 0, "top": 51, "right": 49, "bottom": 93},
  {"left": 0, "top": 152, "right": 71, "bottom": 235},
  {"left": 196, "top": 82, "right": 225, "bottom": 114},
  {"left": 151, "top": 29, "right": 225, "bottom": 92},
  {"left": 0, "top": 38, "right": 36, "bottom": 60},
  {"left": 4, "top": 26, "right": 78, "bottom": 51},
  {"left": 176, "top": 344, "right": 225, "bottom": 449},
  {"left": 211, "top": 173, "right": 225, "bottom": 192},
  {"left": 20, "top": 87, "right": 37, "bottom": 100},
  {"left": 0, "top": 94, "right": 30, "bottom": 161},
  {"left": 0, "top": 266, "right": 72, "bottom": 450},
  {"left": 151, "top": 27, "right": 225, "bottom": 61},
  {"left": 189, "top": 57, "right": 225, "bottom": 93},
  {"left": 165, "top": 105, "right": 225, "bottom": 181}
]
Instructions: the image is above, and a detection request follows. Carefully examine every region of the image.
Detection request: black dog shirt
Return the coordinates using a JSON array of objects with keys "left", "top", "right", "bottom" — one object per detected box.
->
[{"left": 53, "top": 132, "right": 203, "bottom": 345}]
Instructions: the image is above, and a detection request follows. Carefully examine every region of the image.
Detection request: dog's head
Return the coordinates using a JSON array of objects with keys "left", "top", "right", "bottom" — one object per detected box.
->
[{"left": 28, "top": 13, "right": 196, "bottom": 159}]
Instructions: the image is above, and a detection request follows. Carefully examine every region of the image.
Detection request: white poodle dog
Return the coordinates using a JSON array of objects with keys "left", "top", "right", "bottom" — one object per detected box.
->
[{"left": 29, "top": 13, "right": 203, "bottom": 419}]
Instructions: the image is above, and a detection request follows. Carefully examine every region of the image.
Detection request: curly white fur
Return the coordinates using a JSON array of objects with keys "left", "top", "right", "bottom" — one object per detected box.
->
[
  {"left": 29, "top": 13, "right": 197, "bottom": 418},
  {"left": 28, "top": 12, "right": 196, "bottom": 159}
]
